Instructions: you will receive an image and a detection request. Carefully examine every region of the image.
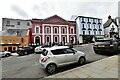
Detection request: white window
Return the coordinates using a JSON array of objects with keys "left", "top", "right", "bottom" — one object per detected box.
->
[
  {"left": 35, "top": 25, "right": 40, "bottom": 33},
  {"left": 16, "top": 40, "right": 19, "bottom": 44},
  {"left": 8, "top": 40, "right": 12, "bottom": 44},
  {"left": 62, "top": 36, "right": 66, "bottom": 42},
  {"left": 46, "top": 36, "right": 50, "bottom": 42},
  {"left": 54, "top": 27, "right": 58, "bottom": 34},
  {"left": 46, "top": 27, "right": 50, "bottom": 33},
  {"left": 70, "top": 27, "right": 74, "bottom": 34},
  {"left": 54, "top": 36, "right": 58, "bottom": 43},
  {"left": 62, "top": 27, "right": 66, "bottom": 34},
  {"left": 6, "top": 21, "right": 10, "bottom": 26},
  {"left": 83, "top": 31, "right": 85, "bottom": 35},
  {"left": 17, "top": 21, "right": 20, "bottom": 25},
  {"left": 0, "top": 40, "right": 4, "bottom": 44}
]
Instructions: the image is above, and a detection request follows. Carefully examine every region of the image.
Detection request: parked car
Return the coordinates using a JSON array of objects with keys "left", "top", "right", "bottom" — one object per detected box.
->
[
  {"left": 93, "top": 39, "right": 118, "bottom": 54},
  {"left": 0, "top": 50, "right": 3, "bottom": 59},
  {"left": 17, "top": 46, "right": 34, "bottom": 56},
  {"left": 0, "top": 50, "right": 12, "bottom": 58},
  {"left": 39, "top": 46, "right": 86, "bottom": 74},
  {"left": 35, "top": 44, "right": 52, "bottom": 54}
]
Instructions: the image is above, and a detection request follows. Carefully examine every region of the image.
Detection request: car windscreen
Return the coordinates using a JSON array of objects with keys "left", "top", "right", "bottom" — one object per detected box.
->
[{"left": 95, "top": 40, "right": 112, "bottom": 45}]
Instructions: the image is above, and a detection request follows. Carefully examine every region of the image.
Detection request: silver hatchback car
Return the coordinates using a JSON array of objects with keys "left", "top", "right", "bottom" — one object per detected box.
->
[{"left": 39, "top": 46, "right": 86, "bottom": 74}]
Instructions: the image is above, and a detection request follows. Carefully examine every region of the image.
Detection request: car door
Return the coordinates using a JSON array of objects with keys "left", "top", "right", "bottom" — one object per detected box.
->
[
  {"left": 64, "top": 48, "right": 77, "bottom": 64},
  {"left": 51, "top": 49, "right": 66, "bottom": 66}
]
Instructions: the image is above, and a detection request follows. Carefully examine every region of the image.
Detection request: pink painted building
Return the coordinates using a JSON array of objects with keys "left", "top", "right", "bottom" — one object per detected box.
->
[{"left": 29, "top": 15, "right": 76, "bottom": 45}]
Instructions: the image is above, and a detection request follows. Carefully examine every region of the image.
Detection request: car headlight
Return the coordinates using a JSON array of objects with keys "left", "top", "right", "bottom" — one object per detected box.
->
[{"left": 110, "top": 45, "right": 113, "bottom": 47}]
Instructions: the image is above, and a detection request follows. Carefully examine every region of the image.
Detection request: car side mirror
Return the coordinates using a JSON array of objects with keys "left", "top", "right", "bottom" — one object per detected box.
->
[{"left": 73, "top": 50, "right": 77, "bottom": 54}]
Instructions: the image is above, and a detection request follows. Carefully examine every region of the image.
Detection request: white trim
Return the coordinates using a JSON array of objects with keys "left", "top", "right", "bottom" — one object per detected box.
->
[
  {"left": 61, "top": 27, "right": 66, "bottom": 34},
  {"left": 42, "top": 25, "right": 44, "bottom": 43},
  {"left": 46, "top": 27, "right": 50, "bottom": 34},
  {"left": 0, "top": 40, "right": 4, "bottom": 44},
  {"left": 35, "top": 25, "right": 40, "bottom": 34},
  {"left": 32, "top": 33, "right": 42, "bottom": 35},
  {"left": 70, "top": 26, "right": 74, "bottom": 34},
  {"left": 59, "top": 26, "right": 61, "bottom": 42},
  {"left": 16, "top": 40, "right": 20, "bottom": 44},
  {"left": 54, "top": 36, "right": 58, "bottom": 43},
  {"left": 51, "top": 26, "right": 53, "bottom": 43},
  {"left": 8, "top": 40, "right": 12, "bottom": 44},
  {"left": 46, "top": 36, "right": 50, "bottom": 43},
  {"left": 42, "top": 24, "right": 68, "bottom": 27},
  {"left": 54, "top": 27, "right": 58, "bottom": 34},
  {"left": 34, "top": 36, "right": 41, "bottom": 44},
  {"left": 67, "top": 26, "right": 69, "bottom": 42},
  {"left": 62, "top": 36, "right": 66, "bottom": 42}
]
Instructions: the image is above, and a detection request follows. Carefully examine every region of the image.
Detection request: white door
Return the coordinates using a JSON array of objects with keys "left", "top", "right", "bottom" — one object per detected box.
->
[
  {"left": 64, "top": 48, "right": 77, "bottom": 63},
  {"left": 51, "top": 49, "right": 66, "bottom": 66}
]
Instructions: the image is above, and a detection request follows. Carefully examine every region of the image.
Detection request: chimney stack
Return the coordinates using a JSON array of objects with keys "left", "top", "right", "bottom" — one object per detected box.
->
[{"left": 108, "top": 15, "right": 111, "bottom": 19}]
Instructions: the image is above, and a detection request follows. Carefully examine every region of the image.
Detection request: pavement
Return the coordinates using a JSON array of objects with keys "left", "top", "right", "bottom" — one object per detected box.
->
[{"left": 45, "top": 55, "right": 118, "bottom": 78}]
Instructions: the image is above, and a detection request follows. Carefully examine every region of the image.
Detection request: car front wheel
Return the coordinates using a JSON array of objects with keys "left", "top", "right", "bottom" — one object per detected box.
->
[
  {"left": 24, "top": 51, "right": 28, "bottom": 55},
  {"left": 78, "top": 57, "right": 86, "bottom": 65},
  {"left": 46, "top": 63, "right": 57, "bottom": 74},
  {"left": 5, "top": 53, "right": 10, "bottom": 57}
]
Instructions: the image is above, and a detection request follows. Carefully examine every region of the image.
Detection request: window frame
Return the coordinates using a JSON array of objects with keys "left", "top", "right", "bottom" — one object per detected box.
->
[
  {"left": 70, "top": 27, "right": 74, "bottom": 34},
  {"left": 8, "top": 40, "right": 12, "bottom": 44},
  {"left": 54, "top": 36, "right": 58, "bottom": 43},
  {"left": 0, "top": 40, "right": 4, "bottom": 44},
  {"left": 51, "top": 49, "right": 65, "bottom": 55},
  {"left": 35, "top": 25, "right": 40, "bottom": 33},
  {"left": 17, "top": 21, "right": 20, "bottom": 25},
  {"left": 64, "top": 48, "right": 74, "bottom": 54},
  {"left": 46, "top": 36, "right": 50, "bottom": 42},
  {"left": 83, "top": 31, "right": 85, "bottom": 35},
  {"left": 62, "top": 27, "right": 66, "bottom": 34},
  {"left": 54, "top": 27, "right": 58, "bottom": 34},
  {"left": 46, "top": 27, "right": 50, "bottom": 34}
]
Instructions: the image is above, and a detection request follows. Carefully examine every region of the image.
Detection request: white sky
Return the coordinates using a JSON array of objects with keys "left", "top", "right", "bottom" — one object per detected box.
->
[{"left": 0, "top": 0, "right": 119, "bottom": 31}]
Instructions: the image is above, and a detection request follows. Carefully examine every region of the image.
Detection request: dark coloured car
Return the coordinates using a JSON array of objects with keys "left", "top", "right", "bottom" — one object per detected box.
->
[
  {"left": 93, "top": 39, "right": 118, "bottom": 54},
  {"left": 17, "top": 46, "right": 34, "bottom": 56}
]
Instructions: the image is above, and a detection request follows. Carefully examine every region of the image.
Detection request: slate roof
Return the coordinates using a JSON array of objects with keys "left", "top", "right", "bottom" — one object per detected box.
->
[{"left": 103, "top": 19, "right": 118, "bottom": 28}]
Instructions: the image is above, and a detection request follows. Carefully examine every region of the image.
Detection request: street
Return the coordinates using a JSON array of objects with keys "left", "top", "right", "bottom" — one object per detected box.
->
[{"left": 2, "top": 44, "right": 111, "bottom": 78}]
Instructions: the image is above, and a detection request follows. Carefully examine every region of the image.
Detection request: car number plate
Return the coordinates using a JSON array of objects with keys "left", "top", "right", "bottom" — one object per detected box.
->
[{"left": 98, "top": 45, "right": 105, "bottom": 47}]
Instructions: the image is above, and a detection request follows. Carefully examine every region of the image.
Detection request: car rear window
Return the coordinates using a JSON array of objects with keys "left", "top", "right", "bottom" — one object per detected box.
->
[
  {"left": 51, "top": 49, "right": 65, "bottom": 55},
  {"left": 95, "top": 40, "right": 112, "bottom": 45},
  {"left": 42, "top": 50, "right": 48, "bottom": 56}
]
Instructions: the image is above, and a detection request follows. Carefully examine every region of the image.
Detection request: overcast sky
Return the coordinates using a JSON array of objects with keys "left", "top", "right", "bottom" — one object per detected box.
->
[{"left": 0, "top": 0, "right": 119, "bottom": 31}]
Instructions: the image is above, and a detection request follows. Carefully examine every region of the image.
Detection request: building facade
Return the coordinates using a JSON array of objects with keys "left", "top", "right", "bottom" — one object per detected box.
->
[
  {"left": 76, "top": 16, "right": 103, "bottom": 44},
  {"left": 29, "top": 15, "right": 76, "bottom": 45},
  {"left": 115, "top": 17, "right": 120, "bottom": 38},
  {"left": 104, "top": 16, "right": 118, "bottom": 39},
  {"left": 0, "top": 18, "right": 31, "bottom": 52},
  {"left": 0, "top": 34, "right": 29, "bottom": 52}
]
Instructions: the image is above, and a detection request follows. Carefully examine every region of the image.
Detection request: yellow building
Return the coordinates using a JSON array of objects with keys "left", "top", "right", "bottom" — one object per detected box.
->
[{"left": 0, "top": 30, "right": 29, "bottom": 52}]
